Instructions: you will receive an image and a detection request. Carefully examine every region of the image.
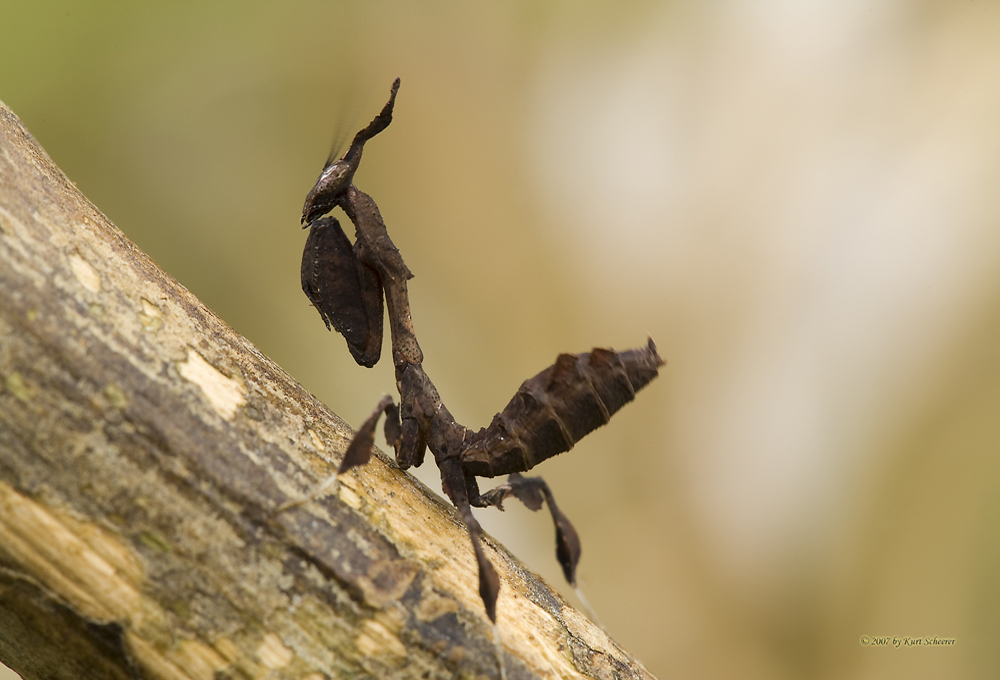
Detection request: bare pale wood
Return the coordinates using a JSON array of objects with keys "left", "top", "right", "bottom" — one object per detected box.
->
[{"left": 0, "top": 101, "right": 657, "bottom": 680}]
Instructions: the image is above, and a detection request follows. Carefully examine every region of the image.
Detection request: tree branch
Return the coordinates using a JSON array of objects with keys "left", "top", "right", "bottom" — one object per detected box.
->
[{"left": 0, "top": 100, "right": 656, "bottom": 680}]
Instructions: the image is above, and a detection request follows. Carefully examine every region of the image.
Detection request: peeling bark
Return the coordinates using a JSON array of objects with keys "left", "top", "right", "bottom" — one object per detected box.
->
[{"left": 0, "top": 101, "right": 657, "bottom": 680}]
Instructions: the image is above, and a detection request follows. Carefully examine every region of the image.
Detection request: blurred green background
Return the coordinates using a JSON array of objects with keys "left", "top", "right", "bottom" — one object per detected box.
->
[{"left": 3, "top": 1, "right": 1000, "bottom": 678}]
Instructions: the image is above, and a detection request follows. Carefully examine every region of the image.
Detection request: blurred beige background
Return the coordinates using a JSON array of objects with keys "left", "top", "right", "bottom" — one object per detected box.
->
[{"left": 3, "top": 1, "right": 999, "bottom": 678}]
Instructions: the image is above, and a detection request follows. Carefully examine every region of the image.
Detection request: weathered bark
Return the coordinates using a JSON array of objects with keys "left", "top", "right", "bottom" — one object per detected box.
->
[{"left": 0, "top": 100, "right": 656, "bottom": 680}]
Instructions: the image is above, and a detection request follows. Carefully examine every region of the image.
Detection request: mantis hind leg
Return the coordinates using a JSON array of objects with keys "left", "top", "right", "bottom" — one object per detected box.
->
[
  {"left": 471, "top": 473, "right": 582, "bottom": 588},
  {"left": 473, "top": 473, "right": 604, "bottom": 627}
]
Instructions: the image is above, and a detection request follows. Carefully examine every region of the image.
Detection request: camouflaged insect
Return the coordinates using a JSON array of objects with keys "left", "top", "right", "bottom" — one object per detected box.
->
[{"left": 296, "top": 78, "right": 664, "bottom": 625}]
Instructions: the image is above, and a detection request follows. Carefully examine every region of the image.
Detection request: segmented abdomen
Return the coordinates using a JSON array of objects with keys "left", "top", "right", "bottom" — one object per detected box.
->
[{"left": 460, "top": 337, "right": 663, "bottom": 477}]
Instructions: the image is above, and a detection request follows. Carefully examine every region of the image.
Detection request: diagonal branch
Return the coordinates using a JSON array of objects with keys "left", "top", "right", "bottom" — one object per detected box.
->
[{"left": 0, "top": 101, "right": 657, "bottom": 680}]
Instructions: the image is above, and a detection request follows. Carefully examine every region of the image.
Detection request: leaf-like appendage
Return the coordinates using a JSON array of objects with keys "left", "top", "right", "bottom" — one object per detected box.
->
[
  {"left": 301, "top": 217, "right": 384, "bottom": 367},
  {"left": 339, "top": 395, "right": 395, "bottom": 474},
  {"left": 552, "top": 504, "right": 581, "bottom": 586}
]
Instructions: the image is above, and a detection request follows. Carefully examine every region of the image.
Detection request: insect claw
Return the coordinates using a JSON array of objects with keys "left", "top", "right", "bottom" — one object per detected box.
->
[
  {"left": 492, "top": 623, "right": 507, "bottom": 680},
  {"left": 572, "top": 581, "right": 605, "bottom": 631},
  {"left": 275, "top": 473, "right": 341, "bottom": 513},
  {"left": 476, "top": 484, "right": 512, "bottom": 511}
]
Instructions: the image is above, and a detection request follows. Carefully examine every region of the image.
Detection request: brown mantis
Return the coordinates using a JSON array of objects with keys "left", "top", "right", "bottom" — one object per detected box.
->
[{"left": 295, "top": 78, "right": 663, "bottom": 625}]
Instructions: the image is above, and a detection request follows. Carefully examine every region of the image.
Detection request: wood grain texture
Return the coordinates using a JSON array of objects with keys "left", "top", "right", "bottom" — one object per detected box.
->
[{"left": 0, "top": 100, "right": 657, "bottom": 680}]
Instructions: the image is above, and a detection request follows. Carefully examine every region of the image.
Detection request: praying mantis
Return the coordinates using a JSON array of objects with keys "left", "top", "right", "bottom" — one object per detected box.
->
[{"left": 294, "top": 78, "right": 663, "bottom": 626}]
